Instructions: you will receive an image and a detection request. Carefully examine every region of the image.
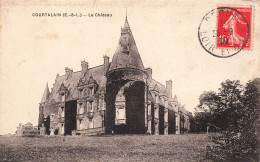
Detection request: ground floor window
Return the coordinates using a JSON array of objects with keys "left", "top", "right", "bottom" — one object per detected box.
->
[
  {"left": 60, "top": 124, "right": 64, "bottom": 134},
  {"left": 89, "top": 118, "right": 94, "bottom": 129}
]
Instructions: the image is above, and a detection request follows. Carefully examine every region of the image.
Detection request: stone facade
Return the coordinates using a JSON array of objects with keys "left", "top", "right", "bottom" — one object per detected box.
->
[{"left": 38, "top": 17, "right": 191, "bottom": 135}]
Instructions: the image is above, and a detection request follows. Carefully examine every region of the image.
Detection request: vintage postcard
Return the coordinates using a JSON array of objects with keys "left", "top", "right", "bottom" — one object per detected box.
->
[{"left": 0, "top": 0, "right": 259, "bottom": 161}]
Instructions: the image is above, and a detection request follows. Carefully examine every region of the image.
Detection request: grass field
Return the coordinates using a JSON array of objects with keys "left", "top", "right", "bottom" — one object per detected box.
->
[{"left": 0, "top": 133, "right": 212, "bottom": 161}]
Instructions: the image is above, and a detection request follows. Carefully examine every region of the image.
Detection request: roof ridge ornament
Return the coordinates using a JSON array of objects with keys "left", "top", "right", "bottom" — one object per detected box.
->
[{"left": 126, "top": 7, "right": 127, "bottom": 21}]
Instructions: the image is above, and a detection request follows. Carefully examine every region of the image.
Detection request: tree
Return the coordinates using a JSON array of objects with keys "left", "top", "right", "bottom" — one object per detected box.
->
[
  {"left": 216, "top": 80, "right": 243, "bottom": 131},
  {"left": 206, "top": 78, "right": 260, "bottom": 161},
  {"left": 236, "top": 78, "right": 260, "bottom": 161},
  {"left": 193, "top": 91, "right": 220, "bottom": 132}
]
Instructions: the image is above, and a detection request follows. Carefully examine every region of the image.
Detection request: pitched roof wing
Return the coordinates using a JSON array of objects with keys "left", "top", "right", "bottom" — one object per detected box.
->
[{"left": 47, "top": 65, "right": 106, "bottom": 102}]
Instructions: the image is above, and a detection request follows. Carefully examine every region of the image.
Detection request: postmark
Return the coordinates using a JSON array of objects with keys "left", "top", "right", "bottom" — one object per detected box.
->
[{"left": 198, "top": 7, "right": 251, "bottom": 58}]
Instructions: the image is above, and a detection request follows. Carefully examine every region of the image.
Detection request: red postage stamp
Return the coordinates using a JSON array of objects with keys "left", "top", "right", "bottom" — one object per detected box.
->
[{"left": 216, "top": 7, "right": 252, "bottom": 50}]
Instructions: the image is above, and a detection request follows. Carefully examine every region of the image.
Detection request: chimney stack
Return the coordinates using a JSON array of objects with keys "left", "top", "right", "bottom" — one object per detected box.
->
[
  {"left": 65, "top": 67, "right": 73, "bottom": 80},
  {"left": 81, "top": 60, "right": 88, "bottom": 74},
  {"left": 103, "top": 55, "right": 110, "bottom": 72},
  {"left": 166, "top": 80, "right": 172, "bottom": 99},
  {"left": 145, "top": 68, "right": 152, "bottom": 81}
]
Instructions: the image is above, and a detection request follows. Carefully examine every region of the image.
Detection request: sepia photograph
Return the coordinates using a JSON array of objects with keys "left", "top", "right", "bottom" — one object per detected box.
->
[{"left": 0, "top": 0, "right": 259, "bottom": 161}]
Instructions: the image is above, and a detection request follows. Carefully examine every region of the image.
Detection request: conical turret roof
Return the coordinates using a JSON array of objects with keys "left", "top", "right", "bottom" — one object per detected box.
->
[
  {"left": 109, "top": 18, "right": 144, "bottom": 71},
  {"left": 41, "top": 83, "right": 50, "bottom": 103}
]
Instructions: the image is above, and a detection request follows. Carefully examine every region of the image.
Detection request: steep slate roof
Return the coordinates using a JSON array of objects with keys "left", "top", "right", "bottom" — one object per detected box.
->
[
  {"left": 47, "top": 65, "right": 106, "bottom": 103},
  {"left": 148, "top": 79, "right": 168, "bottom": 96},
  {"left": 109, "top": 18, "right": 144, "bottom": 71},
  {"left": 179, "top": 106, "right": 191, "bottom": 115},
  {"left": 41, "top": 83, "right": 50, "bottom": 103},
  {"left": 147, "top": 78, "right": 176, "bottom": 110}
]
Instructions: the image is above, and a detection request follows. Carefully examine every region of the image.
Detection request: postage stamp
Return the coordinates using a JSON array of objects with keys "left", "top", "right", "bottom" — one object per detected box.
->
[
  {"left": 216, "top": 7, "right": 252, "bottom": 50},
  {"left": 198, "top": 6, "right": 252, "bottom": 58}
]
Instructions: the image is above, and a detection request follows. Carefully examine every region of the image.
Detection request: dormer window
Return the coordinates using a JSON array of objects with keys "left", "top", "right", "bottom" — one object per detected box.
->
[
  {"left": 79, "top": 88, "right": 83, "bottom": 97},
  {"left": 89, "top": 87, "right": 94, "bottom": 96},
  {"left": 155, "top": 95, "right": 159, "bottom": 104},
  {"left": 61, "top": 94, "right": 65, "bottom": 102},
  {"left": 86, "top": 76, "right": 98, "bottom": 96},
  {"left": 50, "top": 114, "right": 55, "bottom": 121},
  {"left": 59, "top": 83, "right": 69, "bottom": 102},
  {"left": 121, "top": 35, "right": 130, "bottom": 54},
  {"left": 161, "top": 97, "right": 164, "bottom": 105}
]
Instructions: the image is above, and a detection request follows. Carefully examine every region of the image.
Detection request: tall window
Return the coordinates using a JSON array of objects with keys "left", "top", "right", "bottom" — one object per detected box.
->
[
  {"left": 89, "top": 87, "right": 93, "bottom": 96},
  {"left": 148, "top": 104, "right": 151, "bottom": 116},
  {"left": 115, "top": 88, "right": 126, "bottom": 125},
  {"left": 97, "top": 98, "right": 101, "bottom": 110},
  {"left": 89, "top": 118, "right": 94, "bottom": 129},
  {"left": 61, "top": 107, "right": 65, "bottom": 117},
  {"left": 61, "top": 124, "right": 64, "bottom": 134},
  {"left": 102, "top": 117, "right": 104, "bottom": 127},
  {"left": 79, "top": 103, "right": 84, "bottom": 114},
  {"left": 61, "top": 94, "right": 65, "bottom": 102},
  {"left": 117, "top": 108, "right": 126, "bottom": 121},
  {"left": 89, "top": 102, "right": 93, "bottom": 112},
  {"left": 79, "top": 119, "right": 83, "bottom": 130},
  {"left": 155, "top": 107, "right": 159, "bottom": 119},
  {"left": 164, "top": 110, "right": 168, "bottom": 122}
]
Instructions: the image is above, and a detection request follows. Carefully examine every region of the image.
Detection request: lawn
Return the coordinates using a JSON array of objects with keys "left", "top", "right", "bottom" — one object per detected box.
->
[{"left": 0, "top": 133, "right": 212, "bottom": 161}]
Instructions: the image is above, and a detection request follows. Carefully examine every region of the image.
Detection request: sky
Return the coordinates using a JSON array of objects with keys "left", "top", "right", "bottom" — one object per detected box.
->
[{"left": 0, "top": 0, "right": 259, "bottom": 135}]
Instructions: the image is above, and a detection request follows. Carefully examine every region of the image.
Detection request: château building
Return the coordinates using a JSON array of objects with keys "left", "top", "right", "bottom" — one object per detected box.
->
[
  {"left": 17, "top": 122, "right": 41, "bottom": 137},
  {"left": 38, "top": 16, "right": 191, "bottom": 135}
]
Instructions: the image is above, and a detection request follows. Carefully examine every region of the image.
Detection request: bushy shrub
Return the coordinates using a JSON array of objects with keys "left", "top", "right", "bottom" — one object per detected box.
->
[
  {"left": 206, "top": 130, "right": 258, "bottom": 161},
  {"left": 22, "top": 130, "right": 40, "bottom": 137}
]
